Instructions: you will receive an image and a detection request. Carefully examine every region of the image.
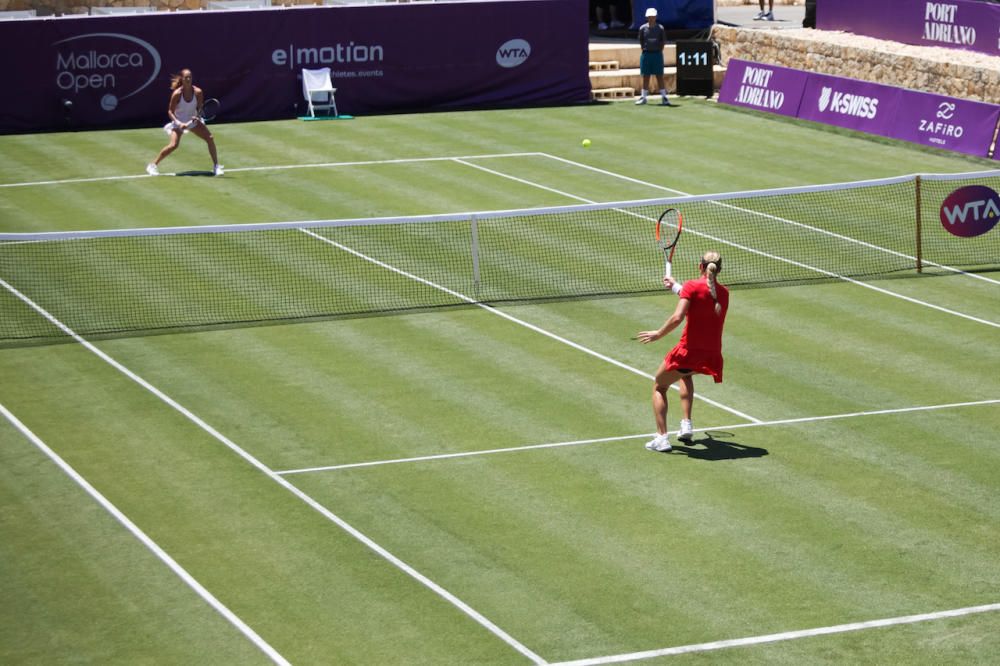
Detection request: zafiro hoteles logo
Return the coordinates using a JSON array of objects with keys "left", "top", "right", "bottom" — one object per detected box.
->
[
  {"left": 940, "top": 185, "right": 1000, "bottom": 237},
  {"left": 52, "top": 33, "right": 161, "bottom": 112},
  {"left": 918, "top": 102, "right": 964, "bottom": 145},
  {"left": 496, "top": 39, "right": 530, "bottom": 68}
]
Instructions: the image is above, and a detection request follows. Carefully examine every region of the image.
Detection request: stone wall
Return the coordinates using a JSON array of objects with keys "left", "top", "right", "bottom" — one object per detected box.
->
[{"left": 712, "top": 25, "right": 1000, "bottom": 105}]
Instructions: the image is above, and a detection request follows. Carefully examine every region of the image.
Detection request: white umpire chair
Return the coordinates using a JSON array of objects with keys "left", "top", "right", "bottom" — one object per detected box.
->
[{"left": 301, "top": 67, "right": 339, "bottom": 118}]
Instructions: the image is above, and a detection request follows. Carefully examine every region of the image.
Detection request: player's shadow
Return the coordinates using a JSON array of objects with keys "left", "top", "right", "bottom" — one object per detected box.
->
[
  {"left": 671, "top": 431, "right": 768, "bottom": 461},
  {"left": 175, "top": 170, "right": 217, "bottom": 177}
]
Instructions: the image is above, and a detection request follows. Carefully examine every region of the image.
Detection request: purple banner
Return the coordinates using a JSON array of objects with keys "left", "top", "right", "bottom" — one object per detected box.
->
[
  {"left": 798, "top": 73, "right": 903, "bottom": 136},
  {"left": 894, "top": 90, "right": 1000, "bottom": 156},
  {"left": 817, "top": 0, "right": 1000, "bottom": 58},
  {"left": 720, "top": 59, "right": 1000, "bottom": 159},
  {"left": 0, "top": 0, "right": 589, "bottom": 134},
  {"left": 717, "top": 60, "right": 808, "bottom": 117}
]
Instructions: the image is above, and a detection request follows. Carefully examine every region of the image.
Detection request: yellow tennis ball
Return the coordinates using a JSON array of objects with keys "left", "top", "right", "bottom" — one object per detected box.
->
[{"left": 582, "top": 138, "right": 591, "bottom": 148}]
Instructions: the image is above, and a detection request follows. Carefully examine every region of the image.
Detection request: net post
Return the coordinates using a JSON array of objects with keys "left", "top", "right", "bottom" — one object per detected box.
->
[
  {"left": 915, "top": 175, "right": 923, "bottom": 273},
  {"left": 470, "top": 215, "right": 480, "bottom": 300}
]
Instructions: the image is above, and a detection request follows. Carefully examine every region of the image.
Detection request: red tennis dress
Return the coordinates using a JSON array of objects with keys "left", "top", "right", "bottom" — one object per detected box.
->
[{"left": 664, "top": 277, "right": 729, "bottom": 383}]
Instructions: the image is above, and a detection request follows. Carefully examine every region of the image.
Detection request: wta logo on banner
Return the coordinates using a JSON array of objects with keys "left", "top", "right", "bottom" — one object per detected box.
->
[
  {"left": 52, "top": 33, "right": 161, "bottom": 113},
  {"left": 496, "top": 39, "right": 531, "bottom": 68},
  {"left": 940, "top": 185, "right": 1000, "bottom": 237}
]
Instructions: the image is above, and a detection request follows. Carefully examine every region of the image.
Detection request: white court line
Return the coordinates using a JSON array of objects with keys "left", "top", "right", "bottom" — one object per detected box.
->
[
  {"left": 0, "top": 153, "right": 544, "bottom": 188},
  {"left": 298, "top": 228, "right": 761, "bottom": 424},
  {"left": 0, "top": 276, "right": 547, "bottom": 666},
  {"left": 0, "top": 401, "right": 291, "bottom": 666},
  {"left": 461, "top": 156, "right": 1000, "bottom": 328},
  {"left": 539, "top": 153, "right": 1000, "bottom": 287},
  {"left": 550, "top": 602, "right": 1000, "bottom": 666},
  {"left": 275, "top": 398, "right": 1000, "bottom": 475}
]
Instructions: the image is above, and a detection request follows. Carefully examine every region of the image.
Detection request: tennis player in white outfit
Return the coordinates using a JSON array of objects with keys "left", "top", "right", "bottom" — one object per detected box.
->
[{"left": 147, "top": 69, "right": 223, "bottom": 177}]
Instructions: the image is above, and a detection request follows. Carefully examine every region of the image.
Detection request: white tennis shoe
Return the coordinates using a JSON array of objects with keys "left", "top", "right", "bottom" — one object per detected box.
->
[
  {"left": 635, "top": 96, "right": 647, "bottom": 105},
  {"left": 213, "top": 164, "right": 225, "bottom": 176},
  {"left": 145, "top": 163, "right": 159, "bottom": 176},
  {"left": 645, "top": 434, "right": 672, "bottom": 452},
  {"left": 678, "top": 419, "right": 693, "bottom": 442}
]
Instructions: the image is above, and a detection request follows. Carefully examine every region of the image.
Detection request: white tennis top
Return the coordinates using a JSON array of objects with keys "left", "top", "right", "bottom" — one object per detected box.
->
[{"left": 175, "top": 91, "right": 197, "bottom": 123}]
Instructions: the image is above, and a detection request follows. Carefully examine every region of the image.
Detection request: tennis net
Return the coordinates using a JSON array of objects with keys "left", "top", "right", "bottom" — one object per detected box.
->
[{"left": 1, "top": 169, "right": 998, "bottom": 342}]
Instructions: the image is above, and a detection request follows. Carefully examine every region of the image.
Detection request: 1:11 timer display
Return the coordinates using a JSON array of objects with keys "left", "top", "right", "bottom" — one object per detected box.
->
[{"left": 678, "top": 51, "right": 709, "bottom": 67}]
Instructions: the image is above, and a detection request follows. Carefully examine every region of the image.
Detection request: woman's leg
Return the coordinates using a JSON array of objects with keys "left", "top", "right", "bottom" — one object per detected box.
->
[
  {"left": 189, "top": 122, "right": 219, "bottom": 167},
  {"left": 153, "top": 129, "right": 182, "bottom": 166},
  {"left": 652, "top": 364, "right": 686, "bottom": 435}
]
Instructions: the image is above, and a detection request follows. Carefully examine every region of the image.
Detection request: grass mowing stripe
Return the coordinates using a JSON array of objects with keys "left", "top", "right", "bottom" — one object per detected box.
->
[
  {"left": 0, "top": 401, "right": 291, "bottom": 666},
  {"left": 0, "top": 153, "right": 542, "bottom": 188},
  {"left": 0, "top": 276, "right": 547, "bottom": 666},
  {"left": 299, "top": 228, "right": 761, "bottom": 423},
  {"left": 275, "top": 398, "right": 1000, "bottom": 475},
  {"left": 549, "top": 602, "right": 1000, "bottom": 666}
]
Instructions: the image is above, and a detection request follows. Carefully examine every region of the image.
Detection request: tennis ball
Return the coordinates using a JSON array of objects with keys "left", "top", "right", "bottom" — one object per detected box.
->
[{"left": 582, "top": 138, "right": 591, "bottom": 148}]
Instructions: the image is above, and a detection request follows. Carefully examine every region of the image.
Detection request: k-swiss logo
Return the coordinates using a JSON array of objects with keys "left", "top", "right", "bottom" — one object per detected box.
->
[
  {"left": 817, "top": 86, "right": 879, "bottom": 119},
  {"left": 818, "top": 86, "right": 832, "bottom": 112}
]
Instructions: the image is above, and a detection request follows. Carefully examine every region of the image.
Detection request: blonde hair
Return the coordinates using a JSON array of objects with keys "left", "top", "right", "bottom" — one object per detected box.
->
[
  {"left": 170, "top": 69, "right": 192, "bottom": 90},
  {"left": 701, "top": 251, "right": 722, "bottom": 316}
]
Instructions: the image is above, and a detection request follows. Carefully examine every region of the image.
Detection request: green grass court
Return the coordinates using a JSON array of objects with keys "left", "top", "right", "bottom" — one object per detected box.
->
[{"left": 1, "top": 99, "right": 999, "bottom": 664}]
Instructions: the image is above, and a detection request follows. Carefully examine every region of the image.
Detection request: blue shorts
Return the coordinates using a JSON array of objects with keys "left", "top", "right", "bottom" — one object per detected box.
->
[{"left": 639, "top": 51, "right": 664, "bottom": 76}]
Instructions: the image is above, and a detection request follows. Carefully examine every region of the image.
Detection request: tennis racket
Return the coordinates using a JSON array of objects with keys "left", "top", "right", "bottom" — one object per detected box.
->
[
  {"left": 655, "top": 207, "right": 683, "bottom": 278},
  {"left": 198, "top": 97, "right": 220, "bottom": 123}
]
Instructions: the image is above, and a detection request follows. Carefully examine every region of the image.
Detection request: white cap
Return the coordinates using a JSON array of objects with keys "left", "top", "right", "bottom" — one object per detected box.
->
[{"left": 645, "top": 7, "right": 657, "bottom": 17}]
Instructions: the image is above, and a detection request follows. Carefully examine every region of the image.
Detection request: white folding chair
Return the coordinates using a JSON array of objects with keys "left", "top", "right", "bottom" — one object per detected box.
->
[{"left": 301, "top": 68, "right": 338, "bottom": 118}]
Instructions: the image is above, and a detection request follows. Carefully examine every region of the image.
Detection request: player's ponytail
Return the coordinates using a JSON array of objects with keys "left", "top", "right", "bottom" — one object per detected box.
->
[
  {"left": 701, "top": 251, "right": 722, "bottom": 316},
  {"left": 170, "top": 69, "right": 192, "bottom": 91}
]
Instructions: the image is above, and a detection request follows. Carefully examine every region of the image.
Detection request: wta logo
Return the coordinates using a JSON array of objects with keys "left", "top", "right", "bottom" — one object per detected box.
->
[
  {"left": 496, "top": 39, "right": 530, "bottom": 68},
  {"left": 939, "top": 185, "right": 1000, "bottom": 237}
]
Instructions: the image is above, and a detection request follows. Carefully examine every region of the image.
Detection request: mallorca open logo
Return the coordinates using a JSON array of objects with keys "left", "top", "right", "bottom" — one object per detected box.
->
[
  {"left": 53, "top": 32, "right": 161, "bottom": 112},
  {"left": 939, "top": 185, "right": 1000, "bottom": 237},
  {"left": 496, "top": 39, "right": 530, "bottom": 68}
]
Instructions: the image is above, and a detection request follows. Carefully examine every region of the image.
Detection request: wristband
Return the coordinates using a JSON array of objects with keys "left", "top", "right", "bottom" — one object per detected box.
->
[{"left": 671, "top": 282, "right": 681, "bottom": 295}]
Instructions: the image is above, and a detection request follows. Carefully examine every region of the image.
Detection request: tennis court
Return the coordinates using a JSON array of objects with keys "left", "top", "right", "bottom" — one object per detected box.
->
[{"left": 2, "top": 100, "right": 999, "bottom": 664}]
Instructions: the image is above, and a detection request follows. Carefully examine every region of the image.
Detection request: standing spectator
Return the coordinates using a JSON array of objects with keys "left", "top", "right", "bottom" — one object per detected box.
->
[
  {"left": 636, "top": 8, "right": 671, "bottom": 106},
  {"left": 755, "top": 0, "right": 775, "bottom": 21},
  {"left": 595, "top": 1, "right": 626, "bottom": 31}
]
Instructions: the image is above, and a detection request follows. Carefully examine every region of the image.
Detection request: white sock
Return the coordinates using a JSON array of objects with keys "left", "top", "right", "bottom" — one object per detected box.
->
[
  {"left": 640, "top": 89, "right": 648, "bottom": 98},
  {"left": 660, "top": 89, "right": 667, "bottom": 97}
]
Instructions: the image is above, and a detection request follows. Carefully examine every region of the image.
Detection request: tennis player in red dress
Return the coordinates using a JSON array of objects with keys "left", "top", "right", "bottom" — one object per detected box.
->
[{"left": 635, "top": 251, "right": 729, "bottom": 452}]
